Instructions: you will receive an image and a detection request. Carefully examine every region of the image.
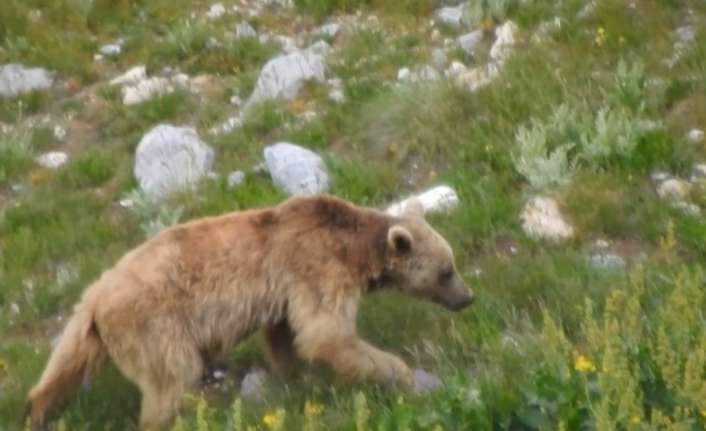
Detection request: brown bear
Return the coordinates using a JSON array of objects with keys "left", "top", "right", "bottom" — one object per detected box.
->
[{"left": 27, "top": 195, "right": 473, "bottom": 429}]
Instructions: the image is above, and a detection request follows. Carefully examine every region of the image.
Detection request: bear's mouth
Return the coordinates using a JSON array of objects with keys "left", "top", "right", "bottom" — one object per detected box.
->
[{"left": 431, "top": 290, "right": 474, "bottom": 311}]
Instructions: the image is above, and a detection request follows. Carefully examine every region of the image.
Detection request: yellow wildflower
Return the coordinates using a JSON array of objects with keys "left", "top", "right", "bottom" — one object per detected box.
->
[
  {"left": 595, "top": 27, "right": 607, "bottom": 46},
  {"left": 305, "top": 402, "right": 323, "bottom": 417},
  {"left": 629, "top": 415, "right": 640, "bottom": 425},
  {"left": 574, "top": 354, "right": 597, "bottom": 373},
  {"left": 262, "top": 409, "right": 285, "bottom": 430}
]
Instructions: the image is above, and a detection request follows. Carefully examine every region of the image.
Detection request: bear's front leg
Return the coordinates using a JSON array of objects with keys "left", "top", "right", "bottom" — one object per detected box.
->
[{"left": 292, "top": 314, "right": 414, "bottom": 391}]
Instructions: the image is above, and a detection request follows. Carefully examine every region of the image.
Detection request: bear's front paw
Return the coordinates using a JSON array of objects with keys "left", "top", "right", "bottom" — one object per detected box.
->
[{"left": 412, "top": 368, "right": 442, "bottom": 394}]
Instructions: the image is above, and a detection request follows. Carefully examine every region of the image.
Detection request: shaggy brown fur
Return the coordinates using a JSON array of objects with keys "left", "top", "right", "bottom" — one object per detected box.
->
[{"left": 27, "top": 195, "right": 473, "bottom": 430}]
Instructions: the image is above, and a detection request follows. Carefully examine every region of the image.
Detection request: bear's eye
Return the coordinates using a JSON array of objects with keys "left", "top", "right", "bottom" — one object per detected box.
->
[{"left": 438, "top": 268, "right": 454, "bottom": 283}]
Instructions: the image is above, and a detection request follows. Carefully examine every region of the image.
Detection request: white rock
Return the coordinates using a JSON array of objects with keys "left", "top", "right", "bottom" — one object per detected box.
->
[
  {"left": 210, "top": 115, "right": 243, "bottom": 134},
  {"left": 445, "top": 61, "right": 468, "bottom": 79},
  {"left": 520, "top": 196, "right": 574, "bottom": 241},
  {"left": 122, "top": 77, "right": 175, "bottom": 105},
  {"left": 656, "top": 178, "right": 690, "bottom": 200},
  {"left": 671, "top": 201, "right": 701, "bottom": 216},
  {"left": 230, "top": 95, "right": 243, "bottom": 106},
  {"left": 397, "top": 67, "right": 411, "bottom": 81},
  {"left": 587, "top": 253, "right": 626, "bottom": 271},
  {"left": 240, "top": 368, "right": 267, "bottom": 401},
  {"left": 35, "top": 151, "right": 68, "bottom": 169},
  {"left": 687, "top": 129, "right": 704, "bottom": 144},
  {"left": 236, "top": 21, "right": 257, "bottom": 39},
  {"left": 650, "top": 171, "right": 671, "bottom": 182},
  {"left": 206, "top": 3, "right": 226, "bottom": 20},
  {"left": 53, "top": 125, "right": 66, "bottom": 142},
  {"left": 490, "top": 21, "right": 518, "bottom": 65},
  {"left": 205, "top": 37, "right": 221, "bottom": 50},
  {"left": 134, "top": 125, "right": 215, "bottom": 200},
  {"left": 431, "top": 48, "right": 448, "bottom": 69},
  {"left": 577, "top": 1, "right": 596, "bottom": 19},
  {"left": 533, "top": 17, "right": 562, "bottom": 43},
  {"left": 110, "top": 65, "right": 147, "bottom": 86},
  {"left": 691, "top": 164, "right": 706, "bottom": 181},
  {"left": 245, "top": 44, "right": 328, "bottom": 109},
  {"left": 0, "top": 64, "right": 54, "bottom": 98},
  {"left": 263, "top": 142, "right": 329, "bottom": 195},
  {"left": 458, "top": 30, "right": 483, "bottom": 55},
  {"left": 273, "top": 35, "right": 299, "bottom": 53},
  {"left": 317, "top": 22, "right": 341, "bottom": 38},
  {"left": 329, "top": 88, "right": 345, "bottom": 103},
  {"left": 413, "top": 369, "right": 442, "bottom": 394},
  {"left": 99, "top": 43, "right": 122, "bottom": 57},
  {"left": 386, "top": 185, "right": 459, "bottom": 217},
  {"left": 434, "top": 4, "right": 467, "bottom": 29},
  {"left": 227, "top": 170, "right": 246, "bottom": 188},
  {"left": 454, "top": 64, "right": 498, "bottom": 92}
]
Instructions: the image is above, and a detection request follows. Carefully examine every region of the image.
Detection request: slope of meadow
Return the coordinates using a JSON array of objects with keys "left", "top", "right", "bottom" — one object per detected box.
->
[{"left": 1, "top": 0, "right": 705, "bottom": 429}]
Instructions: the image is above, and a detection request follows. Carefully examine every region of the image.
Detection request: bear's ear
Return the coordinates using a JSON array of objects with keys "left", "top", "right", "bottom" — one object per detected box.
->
[
  {"left": 403, "top": 198, "right": 425, "bottom": 219},
  {"left": 387, "top": 225, "right": 413, "bottom": 254}
]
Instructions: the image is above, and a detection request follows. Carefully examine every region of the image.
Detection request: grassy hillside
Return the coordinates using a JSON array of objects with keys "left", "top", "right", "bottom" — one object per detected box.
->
[{"left": 1, "top": 0, "right": 705, "bottom": 429}]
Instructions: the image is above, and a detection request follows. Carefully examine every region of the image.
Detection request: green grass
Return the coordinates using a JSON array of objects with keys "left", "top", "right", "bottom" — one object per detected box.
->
[{"left": 1, "top": 0, "right": 706, "bottom": 429}]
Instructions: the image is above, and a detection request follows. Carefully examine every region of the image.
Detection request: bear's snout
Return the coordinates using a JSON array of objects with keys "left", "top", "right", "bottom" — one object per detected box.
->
[{"left": 433, "top": 276, "right": 474, "bottom": 311}]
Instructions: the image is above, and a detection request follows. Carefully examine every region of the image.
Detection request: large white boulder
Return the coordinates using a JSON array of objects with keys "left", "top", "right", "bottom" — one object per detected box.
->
[{"left": 134, "top": 125, "right": 215, "bottom": 200}]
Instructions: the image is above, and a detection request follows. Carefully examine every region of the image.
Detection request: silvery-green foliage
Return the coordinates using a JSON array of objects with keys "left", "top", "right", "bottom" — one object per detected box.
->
[
  {"left": 580, "top": 107, "right": 647, "bottom": 161},
  {"left": 512, "top": 114, "right": 577, "bottom": 191},
  {"left": 122, "top": 189, "right": 184, "bottom": 238},
  {"left": 609, "top": 59, "right": 646, "bottom": 112}
]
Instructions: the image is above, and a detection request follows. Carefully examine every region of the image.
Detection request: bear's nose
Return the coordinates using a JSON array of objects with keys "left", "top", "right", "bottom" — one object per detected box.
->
[{"left": 452, "top": 294, "right": 474, "bottom": 311}]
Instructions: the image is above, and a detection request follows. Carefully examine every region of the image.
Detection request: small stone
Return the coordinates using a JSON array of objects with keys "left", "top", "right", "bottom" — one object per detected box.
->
[
  {"left": 240, "top": 368, "right": 267, "bottom": 401},
  {"left": 110, "top": 65, "right": 147, "bottom": 86},
  {"left": 230, "top": 95, "right": 242, "bottom": 106},
  {"left": 687, "top": 129, "right": 704, "bottom": 144},
  {"left": 0, "top": 64, "right": 55, "bottom": 98},
  {"left": 587, "top": 253, "right": 626, "bottom": 271},
  {"left": 656, "top": 178, "right": 690, "bottom": 200},
  {"left": 457, "top": 30, "right": 483, "bottom": 55},
  {"left": 520, "top": 196, "right": 574, "bottom": 241},
  {"left": 205, "top": 37, "right": 220, "bottom": 50},
  {"left": 329, "top": 88, "right": 345, "bottom": 103},
  {"left": 227, "top": 170, "right": 246, "bottom": 188},
  {"left": 671, "top": 201, "right": 701, "bottom": 216},
  {"left": 413, "top": 369, "right": 442, "bottom": 394},
  {"left": 397, "top": 67, "right": 411, "bottom": 81},
  {"left": 206, "top": 3, "right": 226, "bottom": 20},
  {"left": 236, "top": 21, "right": 257, "bottom": 39},
  {"left": 445, "top": 61, "right": 467, "bottom": 79},
  {"left": 691, "top": 164, "right": 706, "bottom": 181},
  {"left": 317, "top": 22, "right": 340, "bottom": 38},
  {"left": 53, "top": 125, "right": 66, "bottom": 142},
  {"left": 490, "top": 21, "right": 518, "bottom": 65},
  {"left": 99, "top": 43, "right": 122, "bottom": 57},
  {"left": 263, "top": 142, "right": 329, "bottom": 196},
  {"left": 650, "top": 171, "right": 671, "bottom": 183},
  {"left": 431, "top": 48, "right": 448, "bottom": 69},
  {"left": 577, "top": 1, "right": 596, "bottom": 19},
  {"left": 35, "top": 151, "right": 68, "bottom": 169},
  {"left": 386, "top": 185, "right": 459, "bottom": 216},
  {"left": 121, "top": 77, "right": 174, "bottom": 105},
  {"left": 434, "top": 4, "right": 467, "bottom": 29},
  {"left": 210, "top": 115, "right": 243, "bottom": 134}
]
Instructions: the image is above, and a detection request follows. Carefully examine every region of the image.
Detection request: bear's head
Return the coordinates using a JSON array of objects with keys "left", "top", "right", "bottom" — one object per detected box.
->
[{"left": 380, "top": 200, "right": 474, "bottom": 311}]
